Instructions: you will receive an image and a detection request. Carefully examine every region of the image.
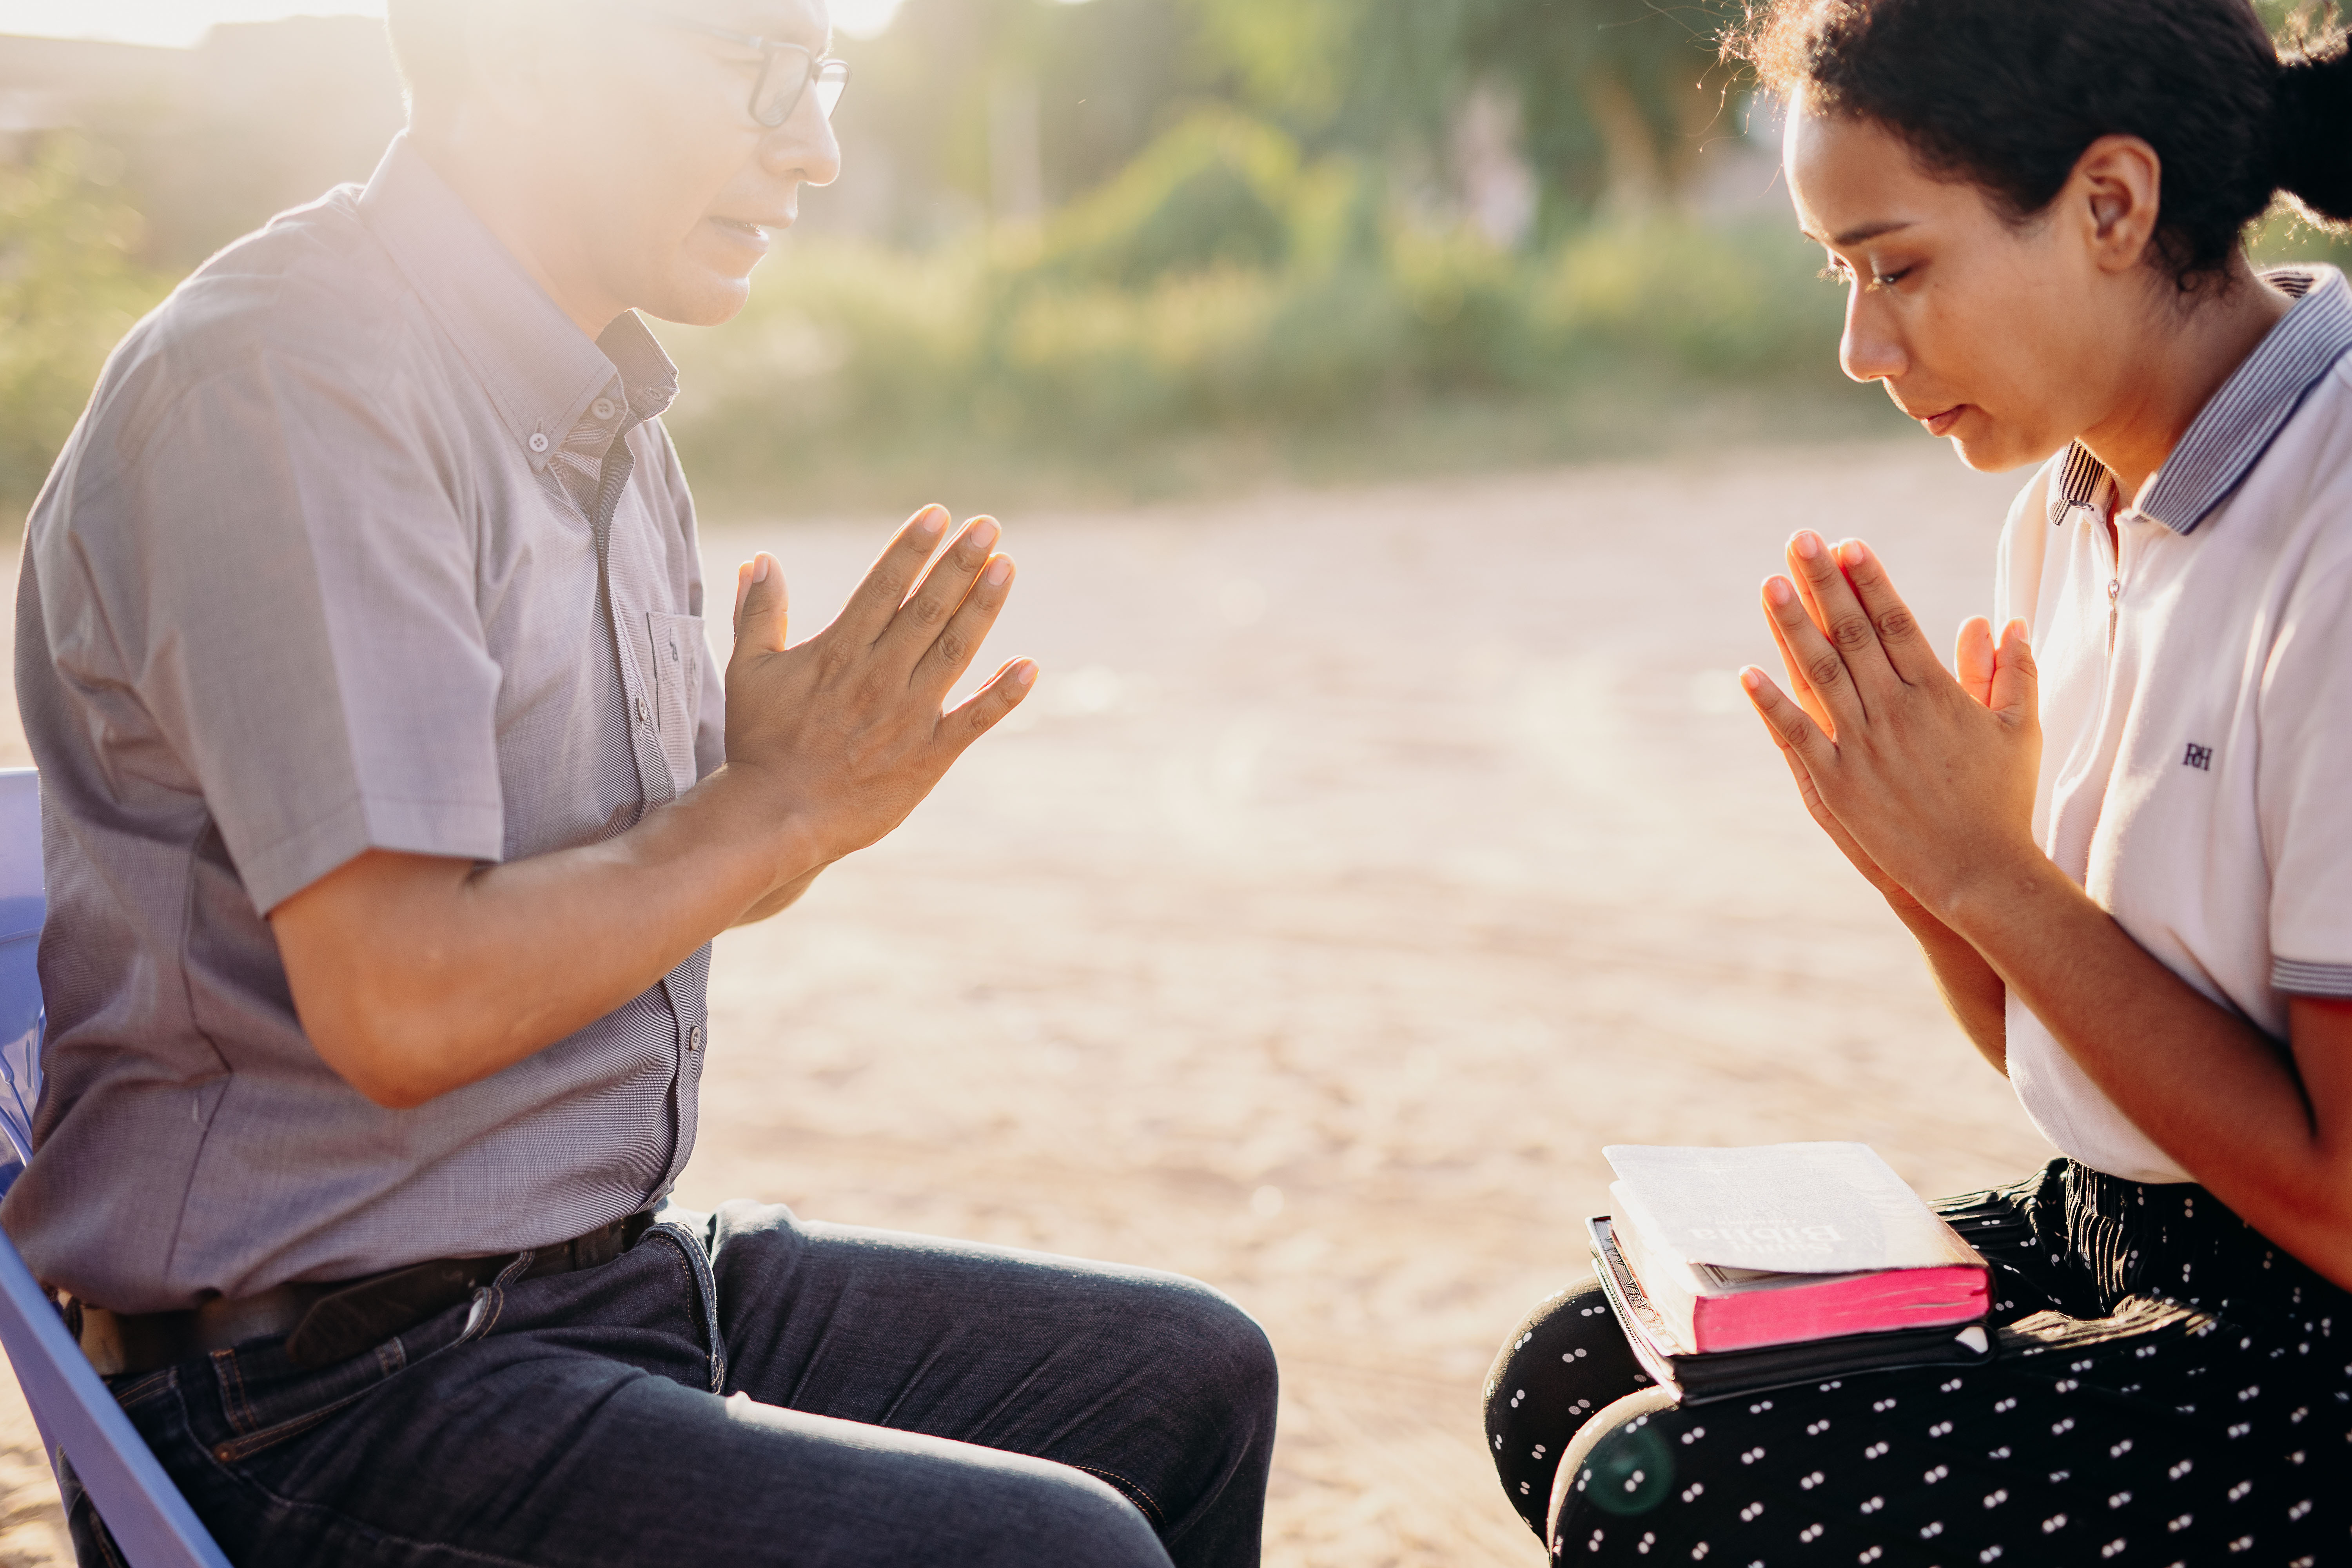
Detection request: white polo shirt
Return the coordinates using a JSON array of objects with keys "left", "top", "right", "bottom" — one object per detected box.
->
[{"left": 1993, "top": 265, "right": 2352, "bottom": 1185}]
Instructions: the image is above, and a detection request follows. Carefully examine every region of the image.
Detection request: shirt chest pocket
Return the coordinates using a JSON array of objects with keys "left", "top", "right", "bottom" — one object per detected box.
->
[{"left": 645, "top": 610, "right": 707, "bottom": 791}]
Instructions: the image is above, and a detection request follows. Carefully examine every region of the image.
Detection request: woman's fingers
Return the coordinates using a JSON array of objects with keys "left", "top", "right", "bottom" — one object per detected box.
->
[
  {"left": 1833, "top": 539, "right": 1943, "bottom": 686},
  {"left": 1762, "top": 572, "right": 1868, "bottom": 733},
  {"left": 1766, "top": 601, "right": 1839, "bottom": 740},
  {"left": 1989, "top": 618, "right": 2038, "bottom": 730},
  {"left": 1785, "top": 530, "right": 1898, "bottom": 701},
  {"left": 1955, "top": 616, "right": 1996, "bottom": 707},
  {"left": 1740, "top": 663, "right": 1836, "bottom": 773}
]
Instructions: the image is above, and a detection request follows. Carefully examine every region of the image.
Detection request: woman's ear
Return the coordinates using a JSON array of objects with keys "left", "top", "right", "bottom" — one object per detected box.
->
[{"left": 2067, "top": 133, "right": 2165, "bottom": 276}]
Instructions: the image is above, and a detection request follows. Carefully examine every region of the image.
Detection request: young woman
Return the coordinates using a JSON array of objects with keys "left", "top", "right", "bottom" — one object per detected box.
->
[{"left": 1485, "top": 2, "right": 2352, "bottom": 1563}]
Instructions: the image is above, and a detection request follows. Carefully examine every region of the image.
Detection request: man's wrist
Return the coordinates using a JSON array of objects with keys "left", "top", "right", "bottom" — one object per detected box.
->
[{"left": 695, "top": 762, "right": 833, "bottom": 904}]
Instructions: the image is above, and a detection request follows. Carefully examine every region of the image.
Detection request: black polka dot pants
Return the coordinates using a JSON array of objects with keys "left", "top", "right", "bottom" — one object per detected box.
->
[{"left": 1485, "top": 1160, "right": 2351, "bottom": 1565}]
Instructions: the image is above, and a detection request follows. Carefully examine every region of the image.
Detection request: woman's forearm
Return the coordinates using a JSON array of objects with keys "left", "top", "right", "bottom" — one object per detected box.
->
[
  {"left": 1891, "top": 900, "right": 2008, "bottom": 1074},
  {"left": 1938, "top": 853, "right": 2352, "bottom": 1288}
]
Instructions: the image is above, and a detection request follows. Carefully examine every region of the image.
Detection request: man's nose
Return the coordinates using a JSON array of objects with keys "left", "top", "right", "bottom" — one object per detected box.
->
[
  {"left": 1838, "top": 286, "right": 1905, "bottom": 385},
  {"left": 764, "top": 101, "right": 842, "bottom": 188}
]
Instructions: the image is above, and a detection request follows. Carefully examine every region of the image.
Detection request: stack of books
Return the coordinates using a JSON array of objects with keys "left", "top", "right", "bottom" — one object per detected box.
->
[{"left": 1591, "top": 1142, "right": 1993, "bottom": 1403}]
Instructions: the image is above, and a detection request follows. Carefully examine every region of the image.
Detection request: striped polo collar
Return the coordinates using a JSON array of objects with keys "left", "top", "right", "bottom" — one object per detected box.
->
[{"left": 2046, "top": 265, "right": 2352, "bottom": 533}]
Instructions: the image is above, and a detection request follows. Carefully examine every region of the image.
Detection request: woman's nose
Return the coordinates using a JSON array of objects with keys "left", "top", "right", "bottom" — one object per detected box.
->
[{"left": 1838, "top": 287, "right": 1906, "bottom": 385}]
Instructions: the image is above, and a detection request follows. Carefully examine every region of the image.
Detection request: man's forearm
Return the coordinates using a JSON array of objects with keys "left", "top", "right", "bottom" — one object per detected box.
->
[{"left": 273, "top": 764, "right": 816, "bottom": 1109}]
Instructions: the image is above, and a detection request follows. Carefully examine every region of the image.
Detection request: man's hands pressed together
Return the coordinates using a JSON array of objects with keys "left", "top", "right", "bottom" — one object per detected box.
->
[
  {"left": 272, "top": 506, "right": 1033, "bottom": 1109},
  {"left": 726, "top": 505, "right": 1033, "bottom": 891}
]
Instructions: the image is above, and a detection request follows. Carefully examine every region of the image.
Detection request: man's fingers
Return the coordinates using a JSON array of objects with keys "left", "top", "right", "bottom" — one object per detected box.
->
[
  {"left": 1955, "top": 616, "right": 1996, "bottom": 707},
  {"left": 732, "top": 554, "right": 788, "bottom": 655},
  {"left": 1785, "top": 529, "right": 1897, "bottom": 699},
  {"left": 913, "top": 551, "right": 1016, "bottom": 695},
  {"left": 940, "top": 657, "right": 1038, "bottom": 749},
  {"left": 1740, "top": 664, "right": 1835, "bottom": 771},
  {"left": 1989, "top": 617, "right": 2037, "bottom": 730},
  {"left": 1762, "top": 572, "right": 1866, "bottom": 732},
  {"left": 882, "top": 515, "right": 1001, "bottom": 666},
  {"left": 836, "top": 505, "right": 952, "bottom": 645},
  {"left": 1833, "top": 539, "right": 1941, "bottom": 685}
]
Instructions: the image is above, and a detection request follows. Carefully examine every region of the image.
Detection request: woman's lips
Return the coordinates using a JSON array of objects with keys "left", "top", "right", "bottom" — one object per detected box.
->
[{"left": 1922, "top": 405, "right": 1965, "bottom": 437}]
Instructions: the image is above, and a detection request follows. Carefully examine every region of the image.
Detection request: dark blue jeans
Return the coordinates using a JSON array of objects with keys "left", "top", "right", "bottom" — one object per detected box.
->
[{"left": 67, "top": 1202, "right": 1278, "bottom": 1566}]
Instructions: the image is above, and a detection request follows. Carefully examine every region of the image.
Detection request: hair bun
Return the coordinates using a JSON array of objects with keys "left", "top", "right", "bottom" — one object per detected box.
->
[{"left": 2273, "top": 43, "right": 2352, "bottom": 223}]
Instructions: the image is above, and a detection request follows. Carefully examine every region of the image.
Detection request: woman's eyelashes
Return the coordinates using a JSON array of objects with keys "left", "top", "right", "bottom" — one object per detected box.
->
[{"left": 1819, "top": 254, "right": 1916, "bottom": 290}]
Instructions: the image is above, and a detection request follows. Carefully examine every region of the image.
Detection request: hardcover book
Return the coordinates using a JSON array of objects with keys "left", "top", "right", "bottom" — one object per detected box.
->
[
  {"left": 1588, "top": 1215, "right": 1992, "bottom": 1405},
  {"left": 1600, "top": 1141, "right": 1989, "bottom": 1354}
]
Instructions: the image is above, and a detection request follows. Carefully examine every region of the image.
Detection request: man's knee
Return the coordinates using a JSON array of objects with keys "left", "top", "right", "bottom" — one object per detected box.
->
[
  {"left": 1154, "top": 1277, "right": 1278, "bottom": 1423},
  {"left": 975, "top": 1463, "right": 1174, "bottom": 1568}
]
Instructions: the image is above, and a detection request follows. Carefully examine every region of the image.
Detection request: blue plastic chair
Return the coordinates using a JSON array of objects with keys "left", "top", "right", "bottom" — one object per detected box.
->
[{"left": 0, "top": 768, "right": 233, "bottom": 1567}]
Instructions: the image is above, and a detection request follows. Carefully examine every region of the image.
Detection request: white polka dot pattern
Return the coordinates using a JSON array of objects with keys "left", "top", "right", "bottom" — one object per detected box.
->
[{"left": 1484, "top": 1161, "right": 2349, "bottom": 1565}]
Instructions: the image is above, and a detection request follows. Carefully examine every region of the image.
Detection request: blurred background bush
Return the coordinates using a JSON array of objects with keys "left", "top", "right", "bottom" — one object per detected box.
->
[{"left": 1, "top": 0, "right": 2343, "bottom": 515}]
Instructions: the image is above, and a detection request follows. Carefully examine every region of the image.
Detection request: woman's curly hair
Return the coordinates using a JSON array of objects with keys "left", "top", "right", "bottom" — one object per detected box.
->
[{"left": 1726, "top": 0, "right": 2352, "bottom": 292}]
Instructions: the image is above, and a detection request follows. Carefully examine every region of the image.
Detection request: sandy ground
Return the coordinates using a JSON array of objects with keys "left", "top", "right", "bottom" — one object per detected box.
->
[{"left": 0, "top": 439, "right": 2057, "bottom": 1566}]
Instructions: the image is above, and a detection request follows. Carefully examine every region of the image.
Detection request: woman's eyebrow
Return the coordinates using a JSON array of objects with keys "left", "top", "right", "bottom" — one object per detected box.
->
[{"left": 1806, "top": 220, "right": 1918, "bottom": 247}]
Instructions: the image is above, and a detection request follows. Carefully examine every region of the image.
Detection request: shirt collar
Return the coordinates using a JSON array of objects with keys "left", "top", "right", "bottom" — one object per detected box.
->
[
  {"left": 356, "top": 135, "right": 679, "bottom": 474},
  {"left": 2046, "top": 265, "right": 2352, "bottom": 534}
]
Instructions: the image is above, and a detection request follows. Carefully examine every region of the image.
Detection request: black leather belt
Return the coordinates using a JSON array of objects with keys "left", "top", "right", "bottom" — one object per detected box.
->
[{"left": 75, "top": 1211, "right": 655, "bottom": 1376}]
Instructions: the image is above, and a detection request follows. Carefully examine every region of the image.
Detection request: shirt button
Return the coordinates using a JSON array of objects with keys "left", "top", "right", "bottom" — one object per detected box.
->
[
  {"left": 687, "top": 1024, "right": 703, "bottom": 1052},
  {"left": 592, "top": 397, "right": 617, "bottom": 421},
  {"left": 527, "top": 432, "right": 550, "bottom": 454},
  {"left": 636, "top": 696, "right": 650, "bottom": 724}
]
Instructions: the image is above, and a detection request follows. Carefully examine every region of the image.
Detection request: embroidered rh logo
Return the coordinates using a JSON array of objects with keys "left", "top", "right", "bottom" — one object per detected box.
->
[{"left": 2182, "top": 743, "right": 2213, "bottom": 771}]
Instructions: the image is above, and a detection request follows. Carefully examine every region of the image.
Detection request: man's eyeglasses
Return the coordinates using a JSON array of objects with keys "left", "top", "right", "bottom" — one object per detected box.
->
[{"left": 613, "top": 5, "right": 851, "bottom": 127}]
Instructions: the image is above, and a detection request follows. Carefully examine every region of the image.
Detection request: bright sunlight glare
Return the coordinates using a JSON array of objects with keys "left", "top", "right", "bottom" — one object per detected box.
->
[{"left": 0, "top": 0, "right": 910, "bottom": 49}]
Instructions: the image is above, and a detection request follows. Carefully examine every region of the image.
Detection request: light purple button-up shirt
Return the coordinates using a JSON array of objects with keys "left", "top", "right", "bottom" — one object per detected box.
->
[{"left": 6, "top": 137, "right": 726, "bottom": 1312}]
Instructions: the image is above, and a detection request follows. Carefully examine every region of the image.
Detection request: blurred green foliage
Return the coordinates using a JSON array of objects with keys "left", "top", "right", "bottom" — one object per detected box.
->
[
  {"left": 659, "top": 104, "right": 1865, "bottom": 508},
  {"left": 0, "top": 137, "right": 171, "bottom": 502},
  {"left": 11, "top": 2, "right": 2351, "bottom": 516}
]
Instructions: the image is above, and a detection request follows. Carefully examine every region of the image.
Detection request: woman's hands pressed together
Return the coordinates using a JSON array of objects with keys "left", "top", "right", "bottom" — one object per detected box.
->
[{"left": 1741, "top": 529, "right": 2041, "bottom": 927}]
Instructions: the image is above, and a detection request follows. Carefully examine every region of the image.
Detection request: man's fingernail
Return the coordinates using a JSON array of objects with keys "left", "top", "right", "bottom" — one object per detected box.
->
[
  {"left": 1841, "top": 540, "right": 1870, "bottom": 566},
  {"left": 1740, "top": 667, "right": 1764, "bottom": 692},
  {"left": 985, "top": 557, "right": 1011, "bottom": 586},
  {"left": 1016, "top": 662, "right": 1038, "bottom": 687},
  {"left": 1766, "top": 576, "right": 1795, "bottom": 606},
  {"left": 752, "top": 554, "right": 771, "bottom": 583},
  {"left": 968, "top": 518, "right": 1001, "bottom": 552},
  {"left": 917, "top": 506, "right": 947, "bottom": 534},
  {"left": 1793, "top": 531, "right": 1822, "bottom": 559}
]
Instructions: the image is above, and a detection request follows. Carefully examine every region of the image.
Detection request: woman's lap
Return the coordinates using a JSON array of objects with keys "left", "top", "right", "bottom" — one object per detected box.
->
[{"left": 1487, "top": 1163, "right": 2351, "bottom": 1565}]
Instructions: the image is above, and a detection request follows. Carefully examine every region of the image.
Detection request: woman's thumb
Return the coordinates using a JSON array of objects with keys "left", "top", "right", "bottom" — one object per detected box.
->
[
  {"left": 733, "top": 554, "right": 789, "bottom": 653},
  {"left": 1989, "top": 617, "right": 2036, "bottom": 726}
]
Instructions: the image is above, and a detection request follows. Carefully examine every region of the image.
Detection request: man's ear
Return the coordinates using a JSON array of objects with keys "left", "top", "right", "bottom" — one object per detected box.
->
[{"left": 2067, "top": 133, "right": 2164, "bottom": 276}]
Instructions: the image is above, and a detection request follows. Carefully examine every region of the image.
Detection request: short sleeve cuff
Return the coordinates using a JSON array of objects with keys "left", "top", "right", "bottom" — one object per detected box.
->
[
  {"left": 238, "top": 791, "right": 503, "bottom": 914},
  {"left": 2273, "top": 957, "right": 2352, "bottom": 998}
]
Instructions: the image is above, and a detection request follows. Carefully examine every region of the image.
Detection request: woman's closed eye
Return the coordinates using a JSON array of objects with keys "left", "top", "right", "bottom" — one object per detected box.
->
[{"left": 1820, "top": 255, "right": 1914, "bottom": 290}]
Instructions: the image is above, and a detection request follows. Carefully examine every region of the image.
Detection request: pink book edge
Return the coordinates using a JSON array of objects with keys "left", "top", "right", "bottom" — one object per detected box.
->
[{"left": 1688, "top": 1265, "right": 1988, "bottom": 1354}]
